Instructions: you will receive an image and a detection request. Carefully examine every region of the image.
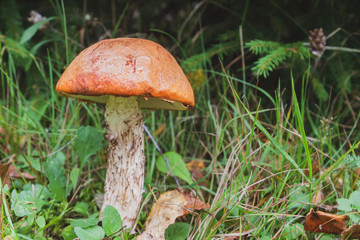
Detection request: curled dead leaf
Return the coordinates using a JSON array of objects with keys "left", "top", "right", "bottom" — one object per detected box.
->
[
  {"left": 136, "top": 189, "right": 209, "bottom": 240},
  {"left": 304, "top": 208, "right": 349, "bottom": 235},
  {"left": 136, "top": 189, "right": 186, "bottom": 240},
  {"left": 341, "top": 224, "right": 360, "bottom": 240}
]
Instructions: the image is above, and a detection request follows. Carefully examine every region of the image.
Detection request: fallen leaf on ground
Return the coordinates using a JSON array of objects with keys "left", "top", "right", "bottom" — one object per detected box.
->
[
  {"left": 136, "top": 189, "right": 186, "bottom": 240},
  {"left": 8, "top": 165, "right": 36, "bottom": 181},
  {"left": 181, "top": 189, "right": 210, "bottom": 215},
  {"left": 0, "top": 157, "right": 13, "bottom": 187},
  {"left": 304, "top": 208, "right": 349, "bottom": 235},
  {"left": 136, "top": 189, "right": 209, "bottom": 240},
  {"left": 341, "top": 224, "right": 360, "bottom": 239}
]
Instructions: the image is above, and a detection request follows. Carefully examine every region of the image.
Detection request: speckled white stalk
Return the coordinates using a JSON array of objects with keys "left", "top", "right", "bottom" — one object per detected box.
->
[{"left": 101, "top": 95, "right": 144, "bottom": 230}]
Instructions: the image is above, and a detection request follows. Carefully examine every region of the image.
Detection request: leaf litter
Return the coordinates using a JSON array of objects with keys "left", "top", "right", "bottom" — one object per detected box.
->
[{"left": 136, "top": 188, "right": 209, "bottom": 240}]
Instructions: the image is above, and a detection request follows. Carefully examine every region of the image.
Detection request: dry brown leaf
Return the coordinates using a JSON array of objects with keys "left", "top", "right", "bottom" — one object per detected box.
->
[
  {"left": 8, "top": 165, "right": 36, "bottom": 180},
  {"left": 341, "top": 224, "right": 360, "bottom": 240},
  {"left": 0, "top": 157, "right": 13, "bottom": 187},
  {"left": 304, "top": 208, "right": 349, "bottom": 235},
  {"left": 137, "top": 189, "right": 209, "bottom": 240},
  {"left": 181, "top": 189, "right": 210, "bottom": 215},
  {"left": 312, "top": 189, "right": 325, "bottom": 205},
  {"left": 136, "top": 189, "right": 187, "bottom": 240}
]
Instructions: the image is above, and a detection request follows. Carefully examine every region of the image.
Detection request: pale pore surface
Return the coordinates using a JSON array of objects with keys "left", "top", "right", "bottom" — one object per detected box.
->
[{"left": 101, "top": 95, "right": 145, "bottom": 230}]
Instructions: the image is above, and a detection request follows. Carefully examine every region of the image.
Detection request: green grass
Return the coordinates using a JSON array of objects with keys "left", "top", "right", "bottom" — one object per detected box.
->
[{"left": 1, "top": 1, "right": 360, "bottom": 239}]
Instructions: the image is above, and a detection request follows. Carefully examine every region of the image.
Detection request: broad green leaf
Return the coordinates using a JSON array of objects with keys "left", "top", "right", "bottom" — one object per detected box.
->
[
  {"left": 102, "top": 205, "right": 122, "bottom": 236},
  {"left": 165, "top": 222, "right": 191, "bottom": 240},
  {"left": 74, "top": 226, "right": 105, "bottom": 240},
  {"left": 20, "top": 17, "right": 55, "bottom": 44},
  {"left": 36, "top": 216, "right": 46, "bottom": 228},
  {"left": 337, "top": 198, "right": 352, "bottom": 212},
  {"left": 74, "top": 126, "right": 102, "bottom": 167},
  {"left": 45, "top": 152, "right": 67, "bottom": 201},
  {"left": 70, "top": 213, "right": 99, "bottom": 228},
  {"left": 73, "top": 202, "right": 90, "bottom": 216},
  {"left": 62, "top": 225, "right": 77, "bottom": 240},
  {"left": 349, "top": 191, "right": 360, "bottom": 208},
  {"left": 156, "top": 152, "right": 193, "bottom": 185},
  {"left": 70, "top": 168, "right": 81, "bottom": 188}
]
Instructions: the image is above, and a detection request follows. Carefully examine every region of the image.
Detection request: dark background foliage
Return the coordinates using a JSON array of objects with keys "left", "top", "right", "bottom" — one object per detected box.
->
[{"left": 1, "top": 0, "right": 359, "bottom": 119}]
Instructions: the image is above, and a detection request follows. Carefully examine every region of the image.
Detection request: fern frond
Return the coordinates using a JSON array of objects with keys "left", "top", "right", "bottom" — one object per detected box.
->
[
  {"left": 246, "top": 40, "right": 281, "bottom": 55},
  {"left": 252, "top": 47, "right": 289, "bottom": 77},
  {"left": 249, "top": 41, "right": 310, "bottom": 77}
]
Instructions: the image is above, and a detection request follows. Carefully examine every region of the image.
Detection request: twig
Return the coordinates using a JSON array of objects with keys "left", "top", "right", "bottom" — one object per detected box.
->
[{"left": 142, "top": 124, "right": 181, "bottom": 188}]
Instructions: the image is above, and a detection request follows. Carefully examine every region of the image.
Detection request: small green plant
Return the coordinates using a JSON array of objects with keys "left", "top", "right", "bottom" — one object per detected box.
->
[
  {"left": 64, "top": 205, "right": 126, "bottom": 240},
  {"left": 337, "top": 191, "right": 360, "bottom": 224}
]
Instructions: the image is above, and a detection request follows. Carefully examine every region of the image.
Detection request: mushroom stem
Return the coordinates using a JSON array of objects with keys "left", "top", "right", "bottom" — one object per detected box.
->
[{"left": 101, "top": 95, "right": 144, "bottom": 230}]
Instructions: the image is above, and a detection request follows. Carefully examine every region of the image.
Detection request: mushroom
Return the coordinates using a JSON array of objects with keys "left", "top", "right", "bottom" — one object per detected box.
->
[{"left": 56, "top": 38, "right": 194, "bottom": 230}]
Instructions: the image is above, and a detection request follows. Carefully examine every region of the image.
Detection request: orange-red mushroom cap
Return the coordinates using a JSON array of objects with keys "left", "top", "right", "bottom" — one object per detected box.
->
[{"left": 56, "top": 38, "right": 194, "bottom": 110}]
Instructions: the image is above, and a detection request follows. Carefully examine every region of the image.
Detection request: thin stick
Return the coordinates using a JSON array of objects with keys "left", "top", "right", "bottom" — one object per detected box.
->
[{"left": 142, "top": 124, "right": 181, "bottom": 188}]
